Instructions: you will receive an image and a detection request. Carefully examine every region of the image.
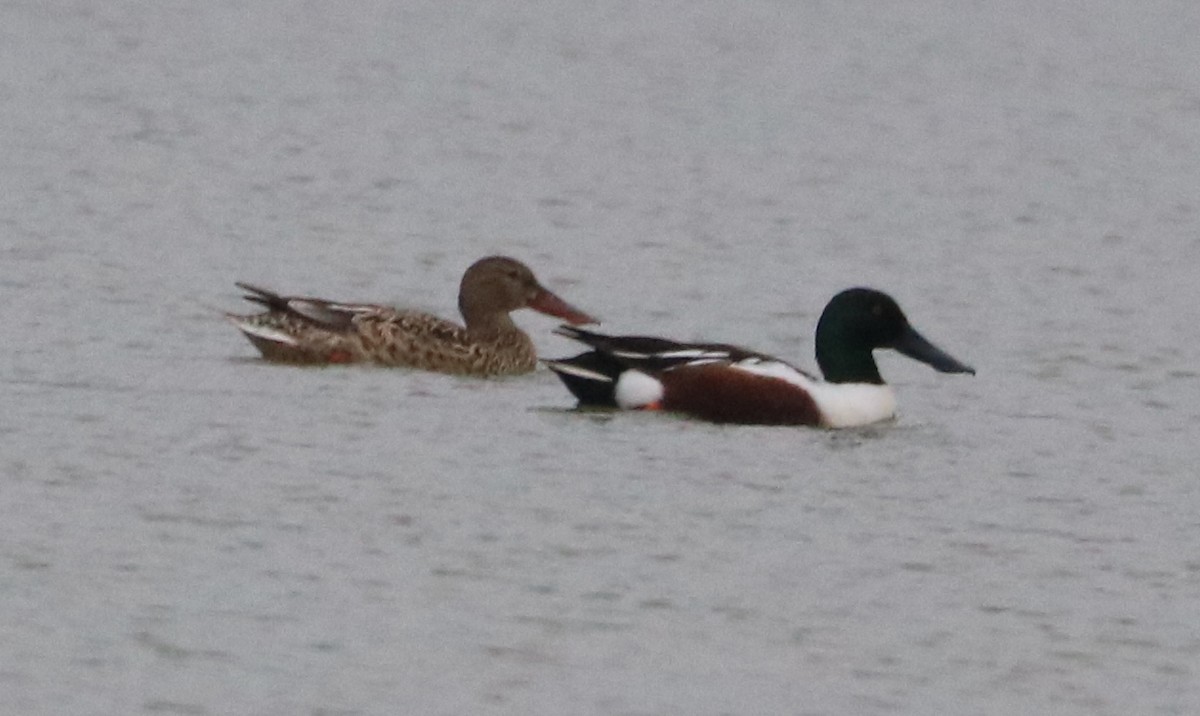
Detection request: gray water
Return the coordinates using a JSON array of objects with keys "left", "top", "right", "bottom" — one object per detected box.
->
[{"left": 4, "top": 1, "right": 1199, "bottom": 714}]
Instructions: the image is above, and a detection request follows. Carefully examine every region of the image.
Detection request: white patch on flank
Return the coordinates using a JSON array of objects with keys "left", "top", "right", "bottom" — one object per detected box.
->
[
  {"left": 232, "top": 320, "right": 298, "bottom": 346},
  {"left": 614, "top": 370, "right": 664, "bottom": 409},
  {"left": 731, "top": 359, "right": 896, "bottom": 428}
]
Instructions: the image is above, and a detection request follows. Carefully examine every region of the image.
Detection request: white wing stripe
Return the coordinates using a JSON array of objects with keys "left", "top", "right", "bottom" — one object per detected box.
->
[
  {"left": 232, "top": 320, "right": 299, "bottom": 346},
  {"left": 544, "top": 362, "right": 614, "bottom": 383},
  {"left": 610, "top": 348, "right": 732, "bottom": 361}
]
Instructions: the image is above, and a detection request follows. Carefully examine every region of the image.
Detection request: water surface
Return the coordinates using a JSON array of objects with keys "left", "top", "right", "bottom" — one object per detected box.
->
[{"left": 3, "top": 1, "right": 1199, "bottom": 714}]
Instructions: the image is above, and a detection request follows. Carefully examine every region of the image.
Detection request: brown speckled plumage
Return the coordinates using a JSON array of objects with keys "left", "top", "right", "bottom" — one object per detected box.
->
[{"left": 227, "top": 256, "right": 596, "bottom": 376}]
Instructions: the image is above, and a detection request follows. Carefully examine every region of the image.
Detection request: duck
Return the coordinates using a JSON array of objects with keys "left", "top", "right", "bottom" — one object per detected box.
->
[
  {"left": 543, "top": 287, "right": 973, "bottom": 426},
  {"left": 227, "top": 255, "right": 598, "bottom": 376}
]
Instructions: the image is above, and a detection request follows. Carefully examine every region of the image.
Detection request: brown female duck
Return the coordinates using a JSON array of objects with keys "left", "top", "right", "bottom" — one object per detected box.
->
[{"left": 227, "top": 256, "right": 597, "bottom": 376}]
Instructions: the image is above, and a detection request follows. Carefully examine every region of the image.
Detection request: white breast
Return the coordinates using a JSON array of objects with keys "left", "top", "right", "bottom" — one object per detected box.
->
[
  {"left": 804, "top": 381, "right": 896, "bottom": 428},
  {"left": 732, "top": 359, "right": 896, "bottom": 428}
]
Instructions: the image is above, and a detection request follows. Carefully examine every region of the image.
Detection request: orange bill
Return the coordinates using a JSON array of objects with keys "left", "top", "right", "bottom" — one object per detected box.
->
[{"left": 529, "top": 289, "right": 599, "bottom": 325}]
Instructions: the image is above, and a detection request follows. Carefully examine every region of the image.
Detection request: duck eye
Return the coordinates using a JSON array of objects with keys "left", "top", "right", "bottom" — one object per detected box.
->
[{"left": 871, "top": 303, "right": 883, "bottom": 316}]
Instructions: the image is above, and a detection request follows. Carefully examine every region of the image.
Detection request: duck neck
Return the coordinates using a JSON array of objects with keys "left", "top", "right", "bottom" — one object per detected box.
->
[
  {"left": 815, "top": 325, "right": 884, "bottom": 384},
  {"left": 817, "top": 349, "right": 884, "bottom": 384},
  {"left": 460, "top": 304, "right": 519, "bottom": 340}
]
